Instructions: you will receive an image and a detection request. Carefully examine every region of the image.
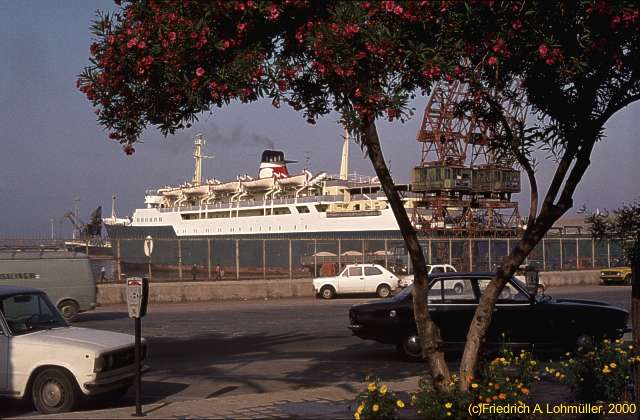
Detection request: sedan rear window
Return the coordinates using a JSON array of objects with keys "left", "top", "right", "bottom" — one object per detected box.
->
[{"left": 364, "top": 267, "right": 383, "bottom": 276}]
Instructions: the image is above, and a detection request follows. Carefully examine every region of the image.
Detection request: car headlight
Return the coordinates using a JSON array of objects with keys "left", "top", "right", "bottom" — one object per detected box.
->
[
  {"left": 94, "top": 355, "right": 105, "bottom": 372},
  {"left": 94, "top": 354, "right": 115, "bottom": 372}
]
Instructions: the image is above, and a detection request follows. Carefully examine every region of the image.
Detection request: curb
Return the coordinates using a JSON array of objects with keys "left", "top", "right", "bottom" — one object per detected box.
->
[{"left": 20, "top": 376, "right": 422, "bottom": 419}]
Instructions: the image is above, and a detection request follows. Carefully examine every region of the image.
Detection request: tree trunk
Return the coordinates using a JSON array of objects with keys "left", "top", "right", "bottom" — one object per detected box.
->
[
  {"left": 632, "top": 234, "right": 640, "bottom": 405},
  {"left": 362, "top": 120, "right": 451, "bottom": 390},
  {"left": 458, "top": 212, "right": 557, "bottom": 390}
]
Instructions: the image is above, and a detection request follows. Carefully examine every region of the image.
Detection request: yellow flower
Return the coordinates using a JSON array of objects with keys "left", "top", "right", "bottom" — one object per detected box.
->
[
  {"left": 397, "top": 400, "right": 405, "bottom": 408},
  {"left": 357, "top": 404, "right": 364, "bottom": 414},
  {"left": 447, "top": 412, "right": 452, "bottom": 417},
  {"left": 610, "top": 362, "right": 617, "bottom": 369},
  {"left": 354, "top": 412, "right": 360, "bottom": 420},
  {"left": 555, "top": 372, "right": 561, "bottom": 378},
  {"left": 471, "top": 383, "right": 479, "bottom": 389},
  {"left": 530, "top": 360, "right": 537, "bottom": 366},
  {"left": 603, "top": 366, "right": 611, "bottom": 374},
  {"left": 372, "top": 404, "right": 379, "bottom": 413},
  {"left": 565, "top": 352, "right": 571, "bottom": 357},
  {"left": 445, "top": 402, "right": 453, "bottom": 409},
  {"left": 367, "top": 383, "right": 376, "bottom": 393},
  {"left": 380, "top": 384, "right": 388, "bottom": 395}
]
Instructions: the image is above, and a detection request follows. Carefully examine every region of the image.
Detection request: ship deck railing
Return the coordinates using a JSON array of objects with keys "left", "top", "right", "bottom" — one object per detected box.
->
[{"left": 157, "top": 194, "right": 348, "bottom": 212}]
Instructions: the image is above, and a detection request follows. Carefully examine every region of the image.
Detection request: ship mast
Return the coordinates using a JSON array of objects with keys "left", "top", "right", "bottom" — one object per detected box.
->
[
  {"left": 192, "top": 134, "right": 204, "bottom": 186},
  {"left": 111, "top": 195, "right": 117, "bottom": 220},
  {"left": 191, "top": 134, "right": 214, "bottom": 186},
  {"left": 339, "top": 129, "right": 349, "bottom": 180}
]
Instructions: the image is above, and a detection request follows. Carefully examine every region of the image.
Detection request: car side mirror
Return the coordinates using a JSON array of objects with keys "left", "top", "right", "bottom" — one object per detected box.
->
[{"left": 524, "top": 266, "right": 540, "bottom": 295}]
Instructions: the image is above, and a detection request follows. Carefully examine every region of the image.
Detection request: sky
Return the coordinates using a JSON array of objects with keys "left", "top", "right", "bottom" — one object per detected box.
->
[{"left": 0, "top": 1, "right": 638, "bottom": 238}]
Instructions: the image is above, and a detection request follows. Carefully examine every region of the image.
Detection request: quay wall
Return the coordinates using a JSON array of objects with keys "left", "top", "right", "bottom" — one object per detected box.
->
[{"left": 96, "top": 269, "right": 602, "bottom": 305}]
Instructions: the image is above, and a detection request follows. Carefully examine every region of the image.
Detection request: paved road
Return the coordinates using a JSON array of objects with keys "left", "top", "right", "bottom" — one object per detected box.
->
[{"left": 1, "top": 284, "right": 632, "bottom": 417}]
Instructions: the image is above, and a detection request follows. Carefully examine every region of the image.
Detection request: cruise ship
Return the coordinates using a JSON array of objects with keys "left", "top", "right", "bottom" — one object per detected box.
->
[{"left": 104, "top": 133, "right": 413, "bottom": 241}]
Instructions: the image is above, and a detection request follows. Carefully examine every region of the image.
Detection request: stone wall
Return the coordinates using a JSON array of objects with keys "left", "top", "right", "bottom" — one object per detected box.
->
[{"left": 96, "top": 270, "right": 602, "bottom": 305}]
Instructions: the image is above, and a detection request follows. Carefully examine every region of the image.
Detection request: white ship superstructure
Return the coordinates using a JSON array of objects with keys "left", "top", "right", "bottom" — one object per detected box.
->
[{"left": 105, "top": 133, "right": 414, "bottom": 238}]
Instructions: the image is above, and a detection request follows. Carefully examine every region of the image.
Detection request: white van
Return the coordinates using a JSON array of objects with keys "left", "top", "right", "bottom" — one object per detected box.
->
[{"left": 0, "top": 250, "right": 96, "bottom": 321}]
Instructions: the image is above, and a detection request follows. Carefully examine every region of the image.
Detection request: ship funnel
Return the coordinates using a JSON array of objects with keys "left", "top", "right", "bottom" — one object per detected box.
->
[{"left": 259, "top": 150, "right": 295, "bottom": 179}]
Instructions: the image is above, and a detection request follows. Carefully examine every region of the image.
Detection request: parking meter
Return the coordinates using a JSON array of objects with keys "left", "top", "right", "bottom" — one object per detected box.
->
[
  {"left": 126, "top": 276, "right": 148, "bottom": 416},
  {"left": 126, "top": 277, "right": 149, "bottom": 318},
  {"left": 524, "top": 266, "right": 540, "bottom": 295}
]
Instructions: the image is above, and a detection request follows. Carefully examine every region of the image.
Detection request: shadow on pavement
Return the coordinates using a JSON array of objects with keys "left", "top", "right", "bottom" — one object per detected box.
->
[
  {"left": 74, "top": 311, "right": 129, "bottom": 323},
  {"left": 145, "top": 330, "right": 428, "bottom": 394},
  {"left": 87, "top": 380, "right": 189, "bottom": 410},
  {"left": 0, "top": 381, "right": 189, "bottom": 418}
]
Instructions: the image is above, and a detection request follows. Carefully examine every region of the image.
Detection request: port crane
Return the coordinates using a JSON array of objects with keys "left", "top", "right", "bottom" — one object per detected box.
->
[{"left": 61, "top": 206, "right": 103, "bottom": 240}]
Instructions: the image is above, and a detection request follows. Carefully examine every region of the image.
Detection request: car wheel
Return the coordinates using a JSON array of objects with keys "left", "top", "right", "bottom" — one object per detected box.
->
[
  {"left": 453, "top": 283, "right": 464, "bottom": 295},
  {"left": 320, "top": 285, "right": 335, "bottom": 300},
  {"left": 31, "top": 368, "right": 80, "bottom": 414},
  {"left": 57, "top": 300, "right": 79, "bottom": 322},
  {"left": 624, "top": 275, "right": 632, "bottom": 286},
  {"left": 397, "top": 334, "right": 423, "bottom": 362},
  {"left": 376, "top": 284, "right": 391, "bottom": 298}
]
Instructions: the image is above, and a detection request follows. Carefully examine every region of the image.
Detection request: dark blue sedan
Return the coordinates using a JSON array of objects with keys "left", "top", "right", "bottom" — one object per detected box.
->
[{"left": 348, "top": 272, "right": 629, "bottom": 360}]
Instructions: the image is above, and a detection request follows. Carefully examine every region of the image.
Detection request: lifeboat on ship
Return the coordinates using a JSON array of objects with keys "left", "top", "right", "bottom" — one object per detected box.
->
[
  {"left": 182, "top": 184, "right": 209, "bottom": 195},
  {"left": 243, "top": 177, "right": 276, "bottom": 192},
  {"left": 158, "top": 187, "right": 182, "bottom": 198},
  {"left": 210, "top": 180, "right": 241, "bottom": 193},
  {"left": 277, "top": 171, "right": 311, "bottom": 188}
]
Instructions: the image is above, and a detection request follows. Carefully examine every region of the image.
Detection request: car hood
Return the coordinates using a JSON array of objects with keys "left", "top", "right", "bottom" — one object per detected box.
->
[
  {"left": 14, "top": 326, "right": 135, "bottom": 355},
  {"left": 553, "top": 298, "right": 617, "bottom": 307},
  {"left": 550, "top": 297, "right": 629, "bottom": 316},
  {"left": 351, "top": 298, "right": 401, "bottom": 312}
]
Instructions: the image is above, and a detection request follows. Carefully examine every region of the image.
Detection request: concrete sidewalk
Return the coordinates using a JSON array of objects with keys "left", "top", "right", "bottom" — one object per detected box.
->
[
  {"left": 21, "top": 377, "right": 421, "bottom": 419},
  {"left": 14, "top": 376, "right": 635, "bottom": 419}
]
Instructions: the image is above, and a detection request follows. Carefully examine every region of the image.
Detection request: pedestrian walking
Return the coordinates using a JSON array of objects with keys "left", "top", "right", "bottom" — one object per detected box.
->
[
  {"left": 100, "top": 266, "right": 106, "bottom": 283},
  {"left": 215, "top": 264, "right": 221, "bottom": 280},
  {"left": 191, "top": 264, "right": 197, "bottom": 281}
]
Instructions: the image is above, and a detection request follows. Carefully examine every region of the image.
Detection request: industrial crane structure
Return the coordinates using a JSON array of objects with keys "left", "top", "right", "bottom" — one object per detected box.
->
[{"left": 411, "top": 80, "right": 525, "bottom": 236}]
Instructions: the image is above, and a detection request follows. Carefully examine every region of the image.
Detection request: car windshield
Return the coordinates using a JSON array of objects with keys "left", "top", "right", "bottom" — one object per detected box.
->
[
  {"left": 0, "top": 293, "right": 67, "bottom": 335},
  {"left": 395, "top": 276, "right": 532, "bottom": 302}
]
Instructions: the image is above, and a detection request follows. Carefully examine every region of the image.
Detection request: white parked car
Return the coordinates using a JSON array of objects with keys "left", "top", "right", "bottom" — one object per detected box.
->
[
  {"left": 313, "top": 264, "right": 399, "bottom": 299},
  {"left": 398, "top": 264, "right": 458, "bottom": 288},
  {"left": 0, "top": 285, "right": 147, "bottom": 414}
]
